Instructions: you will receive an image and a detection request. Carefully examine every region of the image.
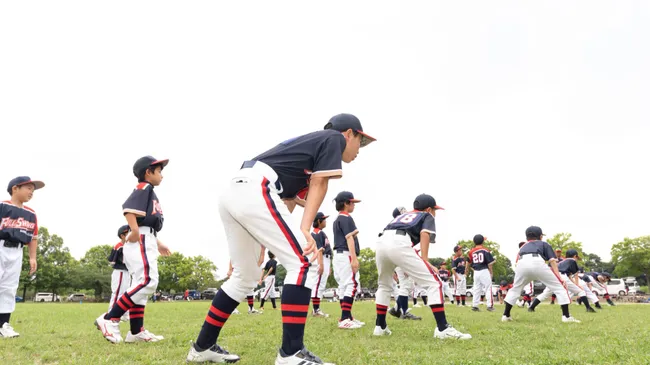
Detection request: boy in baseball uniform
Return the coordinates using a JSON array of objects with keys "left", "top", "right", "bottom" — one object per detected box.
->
[
  {"left": 451, "top": 246, "right": 467, "bottom": 306},
  {"left": 311, "top": 212, "right": 332, "bottom": 318},
  {"left": 468, "top": 235, "right": 495, "bottom": 312},
  {"left": 259, "top": 251, "right": 278, "bottom": 311},
  {"left": 107, "top": 225, "right": 131, "bottom": 322}
]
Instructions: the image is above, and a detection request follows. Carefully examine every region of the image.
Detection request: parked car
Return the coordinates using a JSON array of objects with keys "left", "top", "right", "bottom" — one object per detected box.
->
[
  {"left": 15, "top": 296, "right": 24, "bottom": 303},
  {"left": 67, "top": 293, "right": 86, "bottom": 302},
  {"left": 34, "top": 293, "right": 61, "bottom": 302},
  {"left": 175, "top": 290, "right": 201, "bottom": 301},
  {"left": 201, "top": 288, "right": 218, "bottom": 300},
  {"left": 322, "top": 288, "right": 337, "bottom": 300},
  {"left": 356, "top": 288, "right": 374, "bottom": 300},
  {"left": 606, "top": 279, "right": 627, "bottom": 297}
]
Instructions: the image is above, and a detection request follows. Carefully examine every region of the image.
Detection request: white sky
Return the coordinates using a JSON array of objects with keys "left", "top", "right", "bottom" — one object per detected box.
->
[{"left": 2, "top": 1, "right": 649, "bottom": 275}]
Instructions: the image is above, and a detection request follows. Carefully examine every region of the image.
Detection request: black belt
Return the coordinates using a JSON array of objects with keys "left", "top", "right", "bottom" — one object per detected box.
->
[
  {"left": 520, "top": 253, "right": 539, "bottom": 258},
  {"left": 241, "top": 160, "right": 283, "bottom": 192},
  {"left": 336, "top": 250, "right": 346, "bottom": 254},
  {"left": 2, "top": 240, "right": 23, "bottom": 248},
  {"left": 324, "top": 253, "right": 332, "bottom": 259}
]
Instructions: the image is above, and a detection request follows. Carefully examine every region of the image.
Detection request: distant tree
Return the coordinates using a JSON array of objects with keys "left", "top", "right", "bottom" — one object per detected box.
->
[
  {"left": 546, "top": 233, "right": 584, "bottom": 258},
  {"left": 428, "top": 257, "right": 446, "bottom": 268},
  {"left": 611, "top": 236, "right": 650, "bottom": 281},
  {"left": 275, "top": 265, "right": 287, "bottom": 286},
  {"left": 358, "top": 248, "right": 377, "bottom": 289},
  {"left": 32, "top": 227, "right": 78, "bottom": 300}
]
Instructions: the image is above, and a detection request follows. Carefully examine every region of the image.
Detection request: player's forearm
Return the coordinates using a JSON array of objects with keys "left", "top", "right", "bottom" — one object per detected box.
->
[
  {"left": 550, "top": 261, "right": 561, "bottom": 280},
  {"left": 125, "top": 213, "right": 139, "bottom": 232},
  {"left": 317, "top": 252, "right": 324, "bottom": 267},
  {"left": 300, "top": 177, "right": 328, "bottom": 233},
  {"left": 346, "top": 237, "right": 357, "bottom": 260},
  {"left": 28, "top": 239, "right": 37, "bottom": 260}
]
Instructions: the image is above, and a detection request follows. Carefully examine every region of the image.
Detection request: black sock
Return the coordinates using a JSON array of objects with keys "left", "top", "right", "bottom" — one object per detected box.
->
[
  {"left": 413, "top": 297, "right": 417, "bottom": 306},
  {"left": 580, "top": 296, "right": 592, "bottom": 309},
  {"left": 422, "top": 296, "right": 428, "bottom": 306},
  {"left": 312, "top": 297, "right": 321, "bottom": 312},
  {"left": 461, "top": 296, "right": 466, "bottom": 305},
  {"left": 341, "top": 296, "right": 353, "bottom": 320},
  {"left": 195, "top": 289, "right": 239, "bottom": 350},
  {"left": 0, "top": 313, "right": 10, "bottom": 326},
  {"left": 271, "top": 298, "right": 277, "bottom": 309},
  {"left": 561, "top": 304, "right": 570, "bottom": 318},
  {"left": 260, "top": 299, "right": 265, "bottom": 308},
  {"left": 105, "top": 293, "right": 134, "bottom": 320},
  {"left": 595, "top": 302, "right": 602, "bottom": 309},
  {"left": 280, "top": 284, "right": 310, "bottom": 356},
  {"left": 504, "top": 302, "right": 513, "bottom": 317},
  {"left": 398, "top": 296, "right": 408, "bottom": 315},
  {"left": 129, "top": 305, "right": 145, "bottom": 334},
  {"left": 529, "top": 299, "right": 541, "bottom": 310},
  {"left": 430, "top": 304, "right": 448, "bottom": 332},
  {"left": 376, "top": 304, "right": 388, "bottom": 329},
  {"left": 247, "top": 295, "right": 254, "bottom": 310}
]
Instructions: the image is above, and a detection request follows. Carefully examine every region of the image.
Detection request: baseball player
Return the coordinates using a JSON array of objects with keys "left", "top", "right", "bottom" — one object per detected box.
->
[
  {"left": 437, "top": 262, "right": 455, "bottom": 304},
  {"left": 468, "top": 235, "right": 495, "bottom": 312},
  {"left": 186, "top": 113, "right": 374, "bottom": 364},
  {"left": 107, "top": 225, "right": 131, "bottom": 322},
  {"left": 501, "top": 226, "right": 580, "bottom": 323},
  {"left": 259, "top": 252, "right": 278, "bottom": 311},
  {"left": 373, "top": 194, "right": 471, "bottom": 339},
  {"left": 0, "top": 176, "right": 43, "bottom": 338},
  {"left": 451, "top": 246, "right": 467, "bottom": 306},
  {"left": 498, "top": 280, "right": 512, "bottom": 304},
  {"left": 577, "top": 269, "right": 603, "bottom": 309},
  {"left": 585, "top": 272, "right": 615, "bottom": 306},
  {"left": 549, "top": 249, "right": 564, "bottom": 305},
  {"left": 515, "top": 242, "right": 534, "bottom": 308},
  {"left": 311, "top": 212, "right": 332, "bottom": 318},
  {"left": 332, "top": 191, "right": 366, "bottom": 329},
  {"left": 95, "top": 156, "right": 171, "bottom": 344},
  {"left": 528, "top": 249, "right": 596, "bottom": 313}
]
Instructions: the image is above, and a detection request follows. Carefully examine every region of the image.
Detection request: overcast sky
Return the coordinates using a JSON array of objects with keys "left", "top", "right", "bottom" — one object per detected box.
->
[{"left": 2, "top": 1, "right": 648, "bottom": 275}]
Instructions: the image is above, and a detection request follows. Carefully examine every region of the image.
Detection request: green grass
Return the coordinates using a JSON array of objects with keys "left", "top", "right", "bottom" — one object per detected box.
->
[{"left": 1, "top": 301, "right": 649, "bottom": 364}]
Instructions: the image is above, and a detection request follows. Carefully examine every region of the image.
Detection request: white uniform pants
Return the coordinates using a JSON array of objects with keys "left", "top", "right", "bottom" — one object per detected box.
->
[
  {"left": 311, "top": 256, "right": 331, "bottom": 299},
  {"left": 537, "top": 274, "right": 585, "bottom": 301},
  {"left": 454, "top": 274, "right": 467, "bottom": 297},
  {"left": 219, "top": 163, "right": 317, "bottom": 302},
  {"left": 395, "top": 266, "right": 414, "bottom": 297},
  {"left": 0, "top": 243, "right": 23, "bottom": 314},
  {"left": 472, "top": 269, "right": 494, "bottom": 307},
  {"left": 333, "top": 251, "right": 360, "bottom": 298},
  {"left": 375, "top": 230, "right": 444, "bottom": 307},
  {"left": 109, "top": 269, "right": 130, "bottom": 316},
  {"left": 442, "top": 281, "right": 454, "bottom": 302},
  {"left": 262, "top": 275, "right": 277, "bottom": 299},
  {"left": 505, "top": 256, "right": 569, "bottom": 305},
  {"left": 122, "top": 227, "right": 159, "bottom": 306},
  {"left": 579, "top": 280, "right": 600, "bottom": 304},
  {"left": 523, "top": 281, "right": 534, "bottom": 296}
]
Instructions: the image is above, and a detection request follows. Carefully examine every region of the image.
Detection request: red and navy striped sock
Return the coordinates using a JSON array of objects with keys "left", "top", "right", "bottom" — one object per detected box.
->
[
  {"left": 105, "top": 293, "right": 135, "bottom": 320},
  {"left": 430, "top": 304, "right": 448, "bottom": 332},
  {"left": 281, "top": 284, "right": 310, "bottom": 356},
  {"left": 195, "top": 290, "right": 239, "bottom": 350},
  {"left": 312, "top": 297, "right": 321, "bottom": 312},
  {"left": 129, "top": 305, "right": 145, "bottom": 334},
  {"left": 341, "top": 296, "right": 353, "bottom": 320},
  {"left": 461, "top": 295, "right": 466, "bottom": 305},
  {"left": 246, "top": 295, "right": 254, "bottom": 310},
  {"left": 375, "top": 304, "right": 388, "bottom": 329},
  {"left": 455, "top": 296, "right": 461, "bottom": 305}
]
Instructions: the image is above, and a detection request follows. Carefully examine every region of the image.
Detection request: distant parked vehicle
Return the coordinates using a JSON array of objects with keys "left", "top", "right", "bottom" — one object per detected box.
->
[
  {"left": 322, "top": 288, "right": 337, "bottom": 300},
  {"left": 68, "top": 293, "right": 86, "bottom": 302},
  {"left": 606, "top": 279, "right": 627, "bottom": 297},
  {"left": 201, "top": 288, "right": 218, "bottom": 300},
  {"left": 34, "top": 293, "right": 61, "bottom": 302},
  {"left": 15, "top": 296, "right": 24, "bottom": 303}
]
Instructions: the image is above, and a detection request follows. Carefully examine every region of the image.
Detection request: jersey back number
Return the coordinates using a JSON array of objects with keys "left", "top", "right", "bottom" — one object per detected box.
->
[
  {"left": 390, "top": 213, "right": 417, "bottom": 225},
  {"left": 472, "top": 252, "right": 485, "bottom": 264}
]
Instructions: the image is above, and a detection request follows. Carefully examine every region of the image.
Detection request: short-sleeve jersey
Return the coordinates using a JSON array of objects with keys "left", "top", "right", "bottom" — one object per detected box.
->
[
  {"left": 122, "top": 182, "right": 164, "bottom": 232},
  {"left": 468, "top": 246, "right": 495, "bottom": 271},
  {"left": 558, "top": 258, "right": 579, "bottom": 275},
  {"left": 253, "top": 130, "right": 346, "bottom": 199},
  {"left": 383, "top": 211, "right": 436, "bottom": 246},
  {"left": 264, "top": 258, "right": 278, "bottom": 275},
  {"left": 452, "top": 256, "right": 467, "bottom": 275},
  {"left": 438, "top": 269, "right": 450, "bottom": 282},
  {"left": 518, "top": 240, "right": 556, "bottom": 261},
  {"left": 312, "top": 228, "right": 332, "bottom": 256},
  {"left": 107, "top": 242, "right": 127, "bottom": 271},
  {"left": 0, "top": 201, "right": 38, "bottom": 245},
  {"left": 333, "top": 212, "right": 360, "bottom": 256}
]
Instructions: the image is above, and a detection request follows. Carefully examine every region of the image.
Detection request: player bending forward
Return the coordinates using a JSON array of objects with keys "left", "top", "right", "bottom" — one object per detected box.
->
[{"left": 373, "top": 194, "right": 471, "bottom": 340}]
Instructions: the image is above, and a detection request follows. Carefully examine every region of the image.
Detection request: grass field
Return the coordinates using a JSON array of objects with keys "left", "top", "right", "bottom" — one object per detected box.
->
[{"left": 1, "top": 301, "right": 649, "bottom": 365}]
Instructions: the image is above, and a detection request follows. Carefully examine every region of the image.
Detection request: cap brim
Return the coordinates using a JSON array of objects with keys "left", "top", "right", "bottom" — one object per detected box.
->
[
  {"left": 152, "top": 159, "right": 169, "bottom": 168},
  {"left": 322, "top": 215, "right": 330, "bottom": 219},
  {"left": 18, "top": 180, "right": 45, "bottom": 190},
  {"left": 434, "top": 205, "right": 444, "bottom": 210},
  {"left": 358, "top": 131, "right": 376, "bottom": 147},
  {"left": 350, "top": 199, "right": 361, "bottom": 203}
]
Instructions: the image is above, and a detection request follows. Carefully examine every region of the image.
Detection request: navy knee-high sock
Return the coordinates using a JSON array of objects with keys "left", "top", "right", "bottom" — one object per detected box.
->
[
  {"left": 281, "top": 285, "right": 310, "bottom": 356},
  {"left": 195, "top": 290, "right": 239, "bottom": 350}
]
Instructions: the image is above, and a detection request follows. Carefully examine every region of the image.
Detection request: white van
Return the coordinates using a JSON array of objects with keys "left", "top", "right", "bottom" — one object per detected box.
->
[
  {"left": 34, "top": 293, "right": 61, "bottom": 302},
  {"left": 606, "top": 279, "right": 627, "bottom": 297}
]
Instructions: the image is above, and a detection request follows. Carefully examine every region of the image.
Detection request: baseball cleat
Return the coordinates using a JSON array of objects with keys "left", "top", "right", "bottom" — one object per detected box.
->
[
  {"left": 94, "top": 314, "right": 123, "bottom": 343},
  {"left": 120, "top": 314, "right": 130, "bottom": 322},
  {"left": 487, "top": 307, "right": 495, "bottom": 312},
  {"left": 338, "top": 319, "right": 362, "bottom": 329},
  {"left": 527, "top": 308, "right": 535, "bottom": 312},
  {"left": 373, "top": 326, "right": 392, "bottom": 336},
  {"left": 312, "top": 309, "right": 330, "bottom": 318},
  {"left": 0, "top": 323, "right": 19, "bottom": 338},
  {"left": 352, "top": 318, "right": 365, "bottom": 326},
  {"left": 434, "top": 326, "right": 472, "bottom": 340},
  {"left": 400, "top": 312, "right": 422, "bottom": 320},
  {"left": 501, "top": 315, "right": 513, "bottom": 322},
  {"left": 516, "top": 300, "right": 524, "bottom": 308},
  {"left": 388, "top": 307, "right": 400, "bottom": 318},
  {"left": 562, "top": 316, "right": 581, "bottom": 323},
  {"left": 586, "top": 307, "right": 597, "bottom": 313},
  {"left": 607, "top": 300, "right": 616, "bottom": 306},
  {"left": 471, "top": 307, "right": 480, "bottom": 312},
  {"left": 413, "top": 304, "right": 422, "bottom": 308},
  {"left": 275, "top": 347, "right": 334, "bottom": 365},
  {"left": 248, "top": 309, "right": 260, "bottom": 314},
  {"left": 186, "top": 342, "right": 240, "bottom": 363},
  {"left": 125, "top": 329, "right": 164, "bottom": 343},
  {"left": 258, "top": 309, "right": 264, "bottom": 314},
  {"left": 232, "top": 308, "right": 241, "bottom": 315}
]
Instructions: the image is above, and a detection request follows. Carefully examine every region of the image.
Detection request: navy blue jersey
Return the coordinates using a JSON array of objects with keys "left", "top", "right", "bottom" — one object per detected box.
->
[
  {"left": 586, "top": 272, "right": 602, "bottom": 282},
  {"left": 0, "top": 201, "right": 39, "bottom": 245},
  {"left": 253, "top": 130, "right": 346, "bottom": 199},
  {"left": 264, "top": 259, "right": 277, "bottom": 275},
  {"left": 452, "top": 256, "right": 467, "bottom": 275},
  {"left": 107, "top": 241, "right": 127, "bottom": 271},
  {"left": 122, "top": 182, "right": 164, "bottom": 232},
  {"left": 383, "top": 211, "right": 436, "bottom": 245},
  {"left": 312, "top": 228, "right": 332, "bottom": 256},
  {"left": 438, "top": 269, "right": 450, "bottom": 282},
  {"left": 558, "top": 258, "right": 579, "bottom": 275},
  {"left": 468, "top": 246, "right": 495, "bottom": 271},
  {"left": 333, "top": 212, "right": 360, "bottom": 256},
  {"left": 518, "top": 240, "right": 556, "bottom": 262}
]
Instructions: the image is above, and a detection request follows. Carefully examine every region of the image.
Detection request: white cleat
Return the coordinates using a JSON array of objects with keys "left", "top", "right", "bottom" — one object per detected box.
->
[
  {"left": 434, "top": 326, "right": 472, "bottom": 340},
  {"left": 338, "top": 318, "right": 362, "bottom": 329},
  {"left": 0, "top": 323, "right": 20, "bottom": 338},
  {"left": 248, "top": 308, "right": 260, "bottom": 314},
  {"left": 125, "top": 329, "right": 164, "bottom": 343},
  {"left": 232, "top": 308, "right": 241, "bottom": 315},
  {"left": 186, "top": 342, "right": 241, "bottom": 363},
  {"left": 312, "top": 309, "right": 330, "bottom": 318},
  {"left": 413, "top": 304, "right": 422, "bottom": 308},
  {"left": 562, "top": 316, "right": 581, "bottom": 323},
  {"left": 120, "top": 314, "right": 130, "bottom": 323},
  {"left": 501, "top": 315, "right": 513, "bottom": 322},
  {"left": 373, "top": 326, "right": 392, "bottom": 336},
  {"left": 94, "top": 314, "right": 123, "bottom": 343},
  {"left": 352, "top": 318, "right": 365, "bottom": 326},
  {"left": 275, "top": 347, "right": 334, "bottom": 365}
]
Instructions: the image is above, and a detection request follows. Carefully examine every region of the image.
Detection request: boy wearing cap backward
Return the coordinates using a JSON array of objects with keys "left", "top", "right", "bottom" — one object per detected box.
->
[
  {"left": 502, "top": 226, "right": 580, "bottom": 323},
  {"left": 0, "top": 176, "right": 43, "bottom": 338},
  {"left": 332, "top": 191, "right": 365, "bottom": 330},
  {"left": 186, "top": 114, "right": 375, "bottom": 365},
  {"left": 107, "top": 225, "right": 132, "bottom": 323},
  {"left": 373, "top": 194, "right": 471, "bottom": 339},
  {"left": 95, "top": 156, "right": 172, "bottom": 344},
  {"left": 311, "top": 212, "right": 332, "bottom": 318}
]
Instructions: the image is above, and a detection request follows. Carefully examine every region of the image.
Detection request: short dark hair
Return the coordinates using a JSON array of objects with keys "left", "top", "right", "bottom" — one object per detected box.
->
[
  {"left": 268, "top": 251, "right": 275, "bottom": 259},
  {"left": 313, "top": 220, "right": 320, "bottom": 228},
  {"left": 335, "top": 201, "right": 346, "bottom": 211},
  {"left": 138, "top": 163, "right": 164, "bottom": 182},
  {"left": 324, "top": 123, "right": 360, "bottom": 138}
]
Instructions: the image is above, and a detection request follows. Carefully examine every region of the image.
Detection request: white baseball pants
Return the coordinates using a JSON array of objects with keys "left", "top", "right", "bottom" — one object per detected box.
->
[
  {"left": 219, "top": 163, "right": 317, "bottom": 302},
  {"left": 454, "top": 274, "right": 467, "bottom": 296},
  {"left": 523, "top": 281, "right": 534, "bottom": 296},
  {"left": 375, "top": 230, "right": 444, "bottom": 307},
  {"left": 0, "top": 243, "right": 23, "bottom": 314},
  {"left": 472, "top": 269, "right": 494, "bottom": 307},
  {"left": 262, "top": 275, "right": 277, "bottom": 299},
  {"left": 333, "top": 251, "right": 359, "bottom": 298},
  {"left": 579, "top": 280, "right": 600, "bottom": 304},
  {"left": 122, "top": 227, "right": 159, "bottom": 306},
  {"left": 109, "top": 269, "right": 130, "bottom": 315},
  {"left": 395, "top": 266, "right": 414, "bottom": 297},
  {"left": 505, "top": 256, "right": 569, "bottom": 305},
  {"left": 441, "top": 281, "right": 454, "bottom": 302},
  {"left": 537, "top": 274, "right": 585, "bottom": 302},
  {"left": 311, "top": 256, "right": 331, "bottom": 299}
]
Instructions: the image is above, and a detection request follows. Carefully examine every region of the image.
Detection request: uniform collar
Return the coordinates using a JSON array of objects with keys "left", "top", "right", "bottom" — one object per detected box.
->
[
  {"left": 313, "top": 228, "right": 321, "bottom": 233},
  {"left": 339, "top": 211, "right": 351, "bottom": 217}
]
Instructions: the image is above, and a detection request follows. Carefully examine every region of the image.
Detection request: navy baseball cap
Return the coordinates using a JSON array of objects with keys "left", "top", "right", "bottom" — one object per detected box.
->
[
  {"left": 334, "top": 191, "right": 361, "bottom": 203},
  {"left": 7, "top": 176, "right": 45, "bottom": 195},
  {"left": 133, "top": 156, "right": 169, "bottom": 178},
  {"left": 525, "top": 226, "right": 545, "bottom": 239},
  {"left": 565, "top": 249, "right": 580, "bottom": 259},
  {"left": 117, "top": 225, "right": 130, "bottom": 238},
  {"left": 325, "top": 113, "right": 376, "bottom": 147},
  {"left": 413, "top": 194, "right": 444, "bottom": 211},
  {"left": 601, "top": 272, "right": 612, "bottom": 278},
  {"left": 314, "top": 212, "right": 329, "bottom": 223},
  {"left": 440, "top": 262, "right": 447, "bottom": 266},
  {"left": 392, "top": 206, "right": 407, "bottom": 218},
  {"left": 453, "top": 245, "right": 463, "bottom": 253},
  {"left": 473, "top": 234, "right": 486, "bottom": 245}
]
